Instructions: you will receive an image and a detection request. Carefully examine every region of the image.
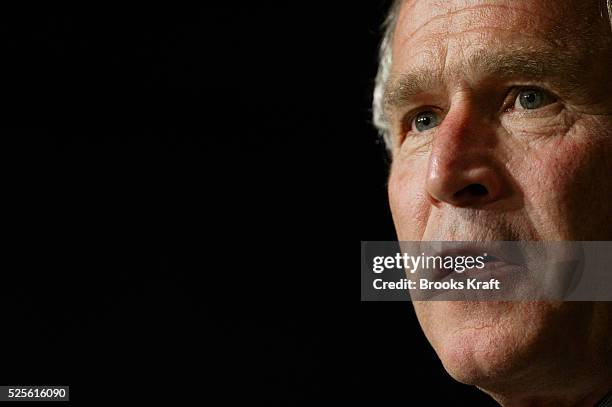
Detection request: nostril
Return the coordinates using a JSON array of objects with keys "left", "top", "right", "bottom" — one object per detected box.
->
[
  {"left": 467, "top": 184, "right": 488, "bottom": 196},
  {"left": 454, "top": 183, "right": 488, "bottom": 200}
]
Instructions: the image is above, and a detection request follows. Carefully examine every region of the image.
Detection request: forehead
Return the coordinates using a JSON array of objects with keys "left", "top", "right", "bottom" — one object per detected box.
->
[{"left": 391, "top": 0, "right": 603, "bottom": 75}]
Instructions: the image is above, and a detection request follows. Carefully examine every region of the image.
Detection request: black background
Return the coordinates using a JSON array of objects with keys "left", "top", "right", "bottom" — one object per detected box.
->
[{"left": 1, "top": 2, "right": 495, "bottom": 405}]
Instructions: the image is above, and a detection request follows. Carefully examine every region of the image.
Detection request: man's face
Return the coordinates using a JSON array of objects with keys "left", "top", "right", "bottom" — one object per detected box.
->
[{"left": 386, "top": 0, "right": 612, "bottom": 392}]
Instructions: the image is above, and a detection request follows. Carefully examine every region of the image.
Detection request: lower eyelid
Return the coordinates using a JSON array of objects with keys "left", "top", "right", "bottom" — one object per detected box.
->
[{"left": 503, "top": 102, "right": 564, "bottom": 121}]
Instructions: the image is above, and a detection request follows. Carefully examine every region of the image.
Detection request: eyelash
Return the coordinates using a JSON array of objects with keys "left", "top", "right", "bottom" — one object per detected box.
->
[
  {"left": 504, "top": 86, "right": 558, "bottom": 112},
  {"left": 402, "top": 87, "right": 559, "bottom": 135},
  {"left": 402, "top": 106, "right": 441, "bottom": 136}
]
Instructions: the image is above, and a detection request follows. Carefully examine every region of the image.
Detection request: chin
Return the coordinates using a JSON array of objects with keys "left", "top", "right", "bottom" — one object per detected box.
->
[
  {"left": 413, "top": 301, "right": 566, "bottom": 387},
  {"left": 435, "top": 322, "right": 528, "bottom": 386}
]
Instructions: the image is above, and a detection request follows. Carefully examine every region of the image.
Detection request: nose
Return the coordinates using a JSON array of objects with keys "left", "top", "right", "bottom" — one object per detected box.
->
[{"left": 425, "top": 108, "right": 510, "bottom": 208}]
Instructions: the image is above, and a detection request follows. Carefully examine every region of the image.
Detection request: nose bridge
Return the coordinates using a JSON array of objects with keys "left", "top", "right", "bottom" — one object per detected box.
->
[
  {"left": 429, "top": 106, "right": 476, "bottom": 171},
  {"left": 426, "top": 101, "right": 508, "bottom": 208}
]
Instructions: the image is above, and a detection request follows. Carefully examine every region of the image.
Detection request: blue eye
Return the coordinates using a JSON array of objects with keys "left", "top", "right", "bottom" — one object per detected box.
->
[
  {"left": 413, "top": 111, "right": 440, "bottom": 132},
  {"left": 515, "top": 89, "right": 547, "bottom": 110}
]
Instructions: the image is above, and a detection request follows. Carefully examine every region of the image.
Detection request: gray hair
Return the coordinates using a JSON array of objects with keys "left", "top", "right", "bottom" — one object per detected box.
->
[{"left": 372, "top": 0, "right": 612, "bottom": 151}]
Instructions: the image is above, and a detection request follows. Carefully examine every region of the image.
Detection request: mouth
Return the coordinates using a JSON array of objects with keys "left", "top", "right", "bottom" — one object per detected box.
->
[
  {"left": 419, "top": 243, "right": 528, "bottom": 288},
  {"left": 403, "top": 241, "right": 582, "bottom": 301},
  {"left": 435, "top": 246, "right": 504, "bottom": 274}
]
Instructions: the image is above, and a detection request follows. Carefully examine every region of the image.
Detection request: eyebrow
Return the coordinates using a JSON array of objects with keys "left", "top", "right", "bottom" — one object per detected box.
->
[{"left": 383, "top": 49, "right": 584, "bottom": 113}]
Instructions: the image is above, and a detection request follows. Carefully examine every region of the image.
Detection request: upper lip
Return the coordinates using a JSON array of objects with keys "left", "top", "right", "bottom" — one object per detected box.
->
[
  {"left": 406, "top": 242, "right": 531, "bottom": 300},
  {"left": 430, "top": 244, "right": 518, "bottom": 279}
]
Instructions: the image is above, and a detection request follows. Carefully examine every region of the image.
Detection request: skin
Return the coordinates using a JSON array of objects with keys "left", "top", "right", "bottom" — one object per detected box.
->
[{"left": 384, "top": 1, "right": 612, "bottom": 405}]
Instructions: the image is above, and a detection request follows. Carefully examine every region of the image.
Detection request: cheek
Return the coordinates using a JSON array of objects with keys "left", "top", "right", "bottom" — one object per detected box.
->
[
  {"left": 560, "top": 140, "right": 612, "bottom": 239},
  {"left": 388, "top": 157, "right": 431, "bottom": 240},
  {"left": 515, "top": 132, "right": 612, "bottom": 239}
]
